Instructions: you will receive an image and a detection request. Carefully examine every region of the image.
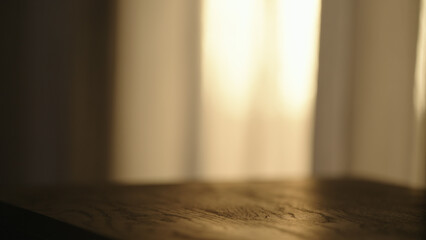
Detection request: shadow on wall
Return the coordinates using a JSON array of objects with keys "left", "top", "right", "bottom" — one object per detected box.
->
[{"left": 0, "top": 0, "right": 116, "bottom": 185}]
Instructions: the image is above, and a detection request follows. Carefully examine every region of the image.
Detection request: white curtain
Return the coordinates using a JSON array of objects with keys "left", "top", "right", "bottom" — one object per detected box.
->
[
  {"left": 111, "top": 0, "right": 425, "bottom": 188},
  {"left": 198, "top": 0, "right": 320, "bottom": 180},
  {"left": 111, "top": 0, "right": 321, "bottom": 183}
]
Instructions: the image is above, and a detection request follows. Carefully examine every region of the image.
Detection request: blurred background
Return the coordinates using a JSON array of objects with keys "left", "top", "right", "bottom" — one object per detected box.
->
[{"left": 1, "top": 0, "right": 425, "bottom": 188}]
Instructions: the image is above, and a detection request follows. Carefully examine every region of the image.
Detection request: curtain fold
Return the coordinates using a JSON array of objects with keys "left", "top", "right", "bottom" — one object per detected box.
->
[{"left": 315, "top": 0, "right": 425, "bottom": 188}]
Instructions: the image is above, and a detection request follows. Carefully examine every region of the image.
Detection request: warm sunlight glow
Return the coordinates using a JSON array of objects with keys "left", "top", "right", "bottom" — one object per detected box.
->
[
  {"left": 202, "top": 0, "right": 263, "bottom": 117},
  {"left": 201, "top": 0, "right": 321, "bottom": 179},
  {"left": 202, "top": 0, "right": 321, "bottom": 118},
  {"left": 277, "top": 0, "right": 321, "bottom": 116}
]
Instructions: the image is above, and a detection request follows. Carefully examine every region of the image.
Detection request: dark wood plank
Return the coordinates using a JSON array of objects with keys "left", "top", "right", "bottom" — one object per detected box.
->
[
  {"left": 1, "top": 179, "right": 425, "bottom": 239},
  {"left": 0, "top": 202, "right": 107, "bottom": 240}
]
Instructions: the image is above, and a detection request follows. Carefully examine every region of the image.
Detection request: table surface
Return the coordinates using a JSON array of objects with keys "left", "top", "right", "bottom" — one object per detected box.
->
[{"left": 0, "top": 178, "right": 425, "bottom": 240}]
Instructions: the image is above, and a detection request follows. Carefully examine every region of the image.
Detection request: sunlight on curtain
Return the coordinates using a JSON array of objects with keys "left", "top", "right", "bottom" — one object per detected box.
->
[
  {"left": 277, "top": 0, "right": 320, "bottom": 116},
  {"left": 111, "top": 0, "right": 321, "bottom": 183},
  {"left": 199, "top": 0, "right": 321, "bottom": 180},
  {"left": 412, "top": 0, "right": 426, "bottom": 188}
]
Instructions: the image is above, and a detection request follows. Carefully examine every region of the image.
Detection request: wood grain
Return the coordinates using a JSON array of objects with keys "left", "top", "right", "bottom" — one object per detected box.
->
[{"left": 1, "top": 179, "right": 425, "bottom": 239}]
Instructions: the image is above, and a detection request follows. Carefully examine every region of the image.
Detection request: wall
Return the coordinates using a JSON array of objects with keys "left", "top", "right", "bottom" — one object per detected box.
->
[{"left": 0, "top": 0, "right": 115, "bottom": 185}]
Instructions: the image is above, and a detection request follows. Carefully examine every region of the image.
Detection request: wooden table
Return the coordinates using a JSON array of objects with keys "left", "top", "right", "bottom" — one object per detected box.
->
[{"left": 1, "top": 179, "right": 425, "bottom": 239}]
